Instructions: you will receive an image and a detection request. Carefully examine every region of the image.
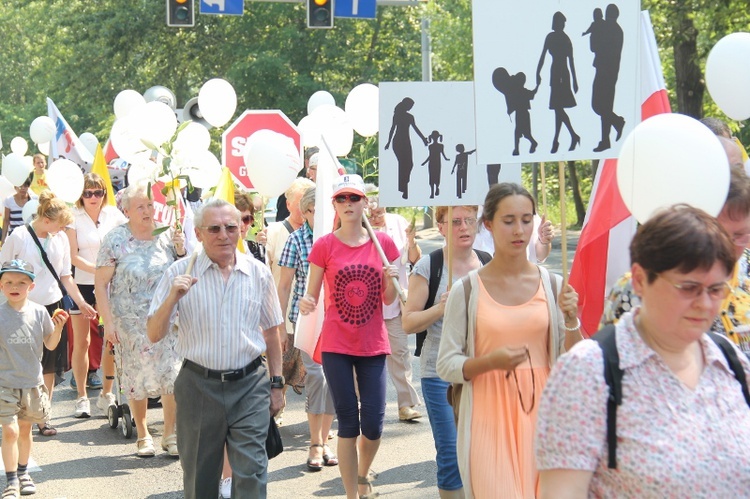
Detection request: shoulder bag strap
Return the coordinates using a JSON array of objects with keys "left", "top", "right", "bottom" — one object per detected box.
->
[
  {"left": 26, "top": 223, "right": 67, "bottom": 296},
  {"left": 707, "top": 332, "right": 750, "bottom": 407},
  {"left": 282, "top": 219, "right": 294, "bottom": 234},
  {"left": 591, "top": 324, "right": 622, "bottom": 469}
]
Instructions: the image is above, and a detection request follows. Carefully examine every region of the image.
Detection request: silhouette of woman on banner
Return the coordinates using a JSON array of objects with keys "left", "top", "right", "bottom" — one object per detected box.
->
[
  {"left": 590, "top": 3, "right": 625, "bottom": 152},
  {"left": 385, "top": 97, "right": 428, "bottom": 199},
  {"left": 421, "top": 131, "right": 450, "bottom": 199},
  {"left": 536, "top": 11, "right": 581, "bottom": 154}
]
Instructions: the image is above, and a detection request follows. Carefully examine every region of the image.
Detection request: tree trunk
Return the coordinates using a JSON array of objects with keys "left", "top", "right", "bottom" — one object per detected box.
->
[
  {"left": 673, "top": 8, "right": 704, "bottom": 118},
  {"left": 567, "top": 161, "right": 586, "bottom": 227}
]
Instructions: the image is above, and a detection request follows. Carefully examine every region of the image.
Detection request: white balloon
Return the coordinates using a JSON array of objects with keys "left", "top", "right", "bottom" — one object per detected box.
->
[
  {"left": 21, "top": 199, "right": 39, "bottom": 224},
  {"left": 47, "top": 158, "right": 85, "bottom": 204},
  {"left": 114, "top": 89, "right": 147, "bottom": 120},
  {"left": 312, "top": 105, "right": 354, "bottom": 156},
  {"left": 127, "top": 156, "right": 158, "bottom": 186},
  {"left": 173, "top": 122, "right": 211, "bottom": 155},
  {"left": 297, "top": 115, "right": 322, "bottom": 148},
  {"left": 110, "top": 116, "right": 148, "bottom": 164},
  {"left": 345, "top": 83, "right": 379, "bottom": 137},
  {"left": 37, "top": 142, "right": 50, "bottom": 156},
  {"left": 706, "top": 33, "right": 750, "bottom": 121},
  {"left": 243, "top": 129, "right": 302, "bottom": 197},
  {"left": 138, "top": 101, "right": 178, "bottom": 147},
  {"left": 307, "top": 90, "right": 336, "bottom": 115},
  {"left": 0, "top": 176, "right": 15, "bottom": 201},
  {"left": 184, "top": 151, "right": 222, "bottom": 189},
  {"left": 10, "top": 137, "right": 28, "bottom": 156},
  {"left": 617, "top": 113, "right": 730, "bottom": 223},
  {"left": 29, "top": 116, "right": 56, "bottom": 145},
  {"left": 198, "top": 78, "right": 237, "bottom": 128},
  {"left": 2, "top": 153, "right": 33, "bottom": 186},
  {"left": 79, "top": 132, "right": 100, "bottom": 155}
]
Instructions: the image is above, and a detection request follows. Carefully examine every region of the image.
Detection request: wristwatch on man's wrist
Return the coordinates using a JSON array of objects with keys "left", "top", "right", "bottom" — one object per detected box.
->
[{"left": 270, "top": 376, "right": 285, "bottom": 389}]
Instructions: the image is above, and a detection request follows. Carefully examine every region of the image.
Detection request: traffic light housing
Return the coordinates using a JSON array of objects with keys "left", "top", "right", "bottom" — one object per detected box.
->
[
  {"left": 167, "top": 0, "right": 195, "bottom": 28},
  {"left": 307, "top": 0, "right": 334, "bottom": 29}
]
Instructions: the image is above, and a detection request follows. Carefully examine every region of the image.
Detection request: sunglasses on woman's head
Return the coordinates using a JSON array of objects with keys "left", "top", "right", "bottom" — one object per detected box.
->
[
  {"left": 241, "top": 215, "right": 254, "bottom": 225},
  {"left": 334, "top": 194, "right": 363, "bottom": 203},
  {"left": 82, "top": 189, "right": 105, "bottom": 199}
]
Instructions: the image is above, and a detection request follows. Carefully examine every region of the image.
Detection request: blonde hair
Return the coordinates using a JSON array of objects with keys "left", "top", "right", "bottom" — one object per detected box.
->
[
  {"left": 37, "top": 191, "right": 73, "bottom": 226},
  {"left": 76, "top": 173, "right": 108, "bottom": 208},
  {"left": 435, "top": 205, "right": 478, "bottom": 223},
  {"left": 285, "top": 177, "right": 315, "bottom": 200},
  {"left": 234, "top": 189, "right": 255, "bottom": 215}
]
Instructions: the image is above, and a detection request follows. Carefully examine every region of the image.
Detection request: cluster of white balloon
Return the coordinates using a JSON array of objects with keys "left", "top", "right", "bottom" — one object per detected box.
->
[
  {"left": 706, "top": 33, "right": 750, "bottom": 122},
  {"left": 110, "top": 79, "right": 236, "bottom": 192}
]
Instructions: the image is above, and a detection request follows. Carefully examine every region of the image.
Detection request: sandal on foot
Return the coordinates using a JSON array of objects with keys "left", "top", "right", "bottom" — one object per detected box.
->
[
  {"left": 322, "top": 444, "right": 338, "bottom": 466},
  {"left": 2, "top": 483, "right": 19, "bottom": 499},
  {"left": 161, "top": 434, "right": 179, "bottom": 457},
  {"left": 306, "top": 444, "right": 324, "bottom": 471},
  {"left": 358, "top": 475, "right": 380, "bottom": 498},
  {"left": 136, "top": 436, "right": 155, "bottom": 457},
  {"left": 18, "top": 474, "right": 35, "bottom": 496},
  {"left": 36, "top": 424, "right": 57, "bottom": 437}
]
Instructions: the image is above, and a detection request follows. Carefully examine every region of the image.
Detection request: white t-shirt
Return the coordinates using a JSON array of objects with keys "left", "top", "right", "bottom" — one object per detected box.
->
[
  {"left": 69, "top": 205, "right": 127, "bottom": 285},
  {"left": 376, "top": 213, "right": 411, "bottom": 320}
]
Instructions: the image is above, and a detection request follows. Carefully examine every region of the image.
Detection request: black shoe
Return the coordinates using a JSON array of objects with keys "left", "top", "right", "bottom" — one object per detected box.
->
[
  {"left": 614, "top": 117, "right": 626, "bottom": 141},
  {"left": 551, "top": 141, "right": 559, "bottom": 154},
  {"left": 593, "top": 141, "right": 611, "bottom": 152},
  {"left": 569, "top": 135, "right": 580, "bottom": 151}
]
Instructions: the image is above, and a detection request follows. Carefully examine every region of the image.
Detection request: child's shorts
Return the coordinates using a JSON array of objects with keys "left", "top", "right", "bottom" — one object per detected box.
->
[{"left": 0, "top": 385, "right": 50, "bottom": 425}]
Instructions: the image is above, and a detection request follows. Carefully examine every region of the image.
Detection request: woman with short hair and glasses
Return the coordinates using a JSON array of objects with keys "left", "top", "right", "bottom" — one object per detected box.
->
[
  {"left": 536, "top": 205, "right": 750, "bottom": 497},
  {"left": 66, "top": 173, "right": 127, "bottom": 419},
  {"left": 437, "top": 183, "right": 581, "bottom": 498},
  {"left": 299, "top": 174, "right": 400, "bottom": 499},
  {"left": 95, "top": 181, "right": 185, "bottom": 458}
]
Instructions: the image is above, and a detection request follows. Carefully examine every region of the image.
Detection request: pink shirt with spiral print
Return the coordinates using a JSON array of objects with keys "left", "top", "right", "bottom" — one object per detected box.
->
[{"left": 308, "top": 231, "right": 399, "bottom": 357}]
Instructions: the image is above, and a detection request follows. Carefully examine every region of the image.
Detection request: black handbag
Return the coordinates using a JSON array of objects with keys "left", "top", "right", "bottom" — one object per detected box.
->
[{"left": 266, "top": 415, "right": 283, "bottom": 459}]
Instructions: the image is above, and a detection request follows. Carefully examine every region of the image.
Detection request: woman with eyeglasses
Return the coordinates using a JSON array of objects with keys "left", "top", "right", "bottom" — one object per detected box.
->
[
  {"left": 94, "top": 181, "right": 185, "bottom": 458},
  {"left": 65, "top": 173, "right": 127, "bottom": 419},
  {"left": 234, "top": 189, "right": 266, "bottom": 263},
  {"left": 536, "top": 205, "right": 750, "bottom": 497},
  {"left": 601, "top": 166, "right": 750, "bottom": 357},
  {"left": 299, "top": 174, "right": 400, "bottom": 499},
  {"left": 436, "top": 183, "right": 581, "bottom": 499},
  {"left": 402, "top": 204, "right": 485, "bottom": 498}
]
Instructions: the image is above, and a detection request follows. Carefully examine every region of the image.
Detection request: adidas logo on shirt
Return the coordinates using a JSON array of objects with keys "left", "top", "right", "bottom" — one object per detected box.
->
[{"left": 8, "top": 329, "right": 35, "bottom": 345}]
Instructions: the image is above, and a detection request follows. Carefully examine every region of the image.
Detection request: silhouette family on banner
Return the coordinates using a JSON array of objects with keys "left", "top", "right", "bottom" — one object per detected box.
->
[{"left": 494, "top": 5, "right": 624, "bottom": 156}]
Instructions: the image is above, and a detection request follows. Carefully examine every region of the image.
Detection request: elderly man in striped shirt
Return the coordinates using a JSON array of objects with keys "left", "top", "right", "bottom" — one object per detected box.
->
[{"left": 147, "top": 198, "right": 284, "bottom": 499}]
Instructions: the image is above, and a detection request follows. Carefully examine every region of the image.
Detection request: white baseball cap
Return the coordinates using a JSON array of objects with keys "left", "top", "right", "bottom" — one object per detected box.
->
[{"left": 332, "top": 174, "right": 366, "bottom": 198}]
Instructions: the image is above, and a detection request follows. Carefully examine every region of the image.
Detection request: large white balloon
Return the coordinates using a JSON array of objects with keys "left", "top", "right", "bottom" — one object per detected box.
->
[
  {"left": 10, "top": 137, "right": 28, "bottom": 156},
  {"left": 617, "top": 113, "right": 730, "bottom": 223},
  {"left": 307, "top": 90, "right": 336, "bottom": 116},
  {"left": 138, "top": 101, "right": 178, "bottom": 147},
  {"left": 706, "top": 33, "right": 750, "bottom": 121},
  {"left": 114, "top": 89, "right": 147, "bottom": 120},
  {"left": 110, "top": 115, "right": 148, "bottom": 163},
  {"left": 243, "top": 129, "right": 302, "bottom": 197},
  {"left": 297, "top": 115, "right": 322, "bottom": 148},
  {"left": 79, "top": 132, "right": 100, "bottom": 155},
  {"left": 2, "top": 153, "right": 33, "bottom": 186},
  {"left": 37, "top": 142, "right": 50, "bottom": 156},
  {"left": 29, "top": 116, "right": 56, "bottom": 145},
  {"left": 312, "top": 105, "right": 354, "bottom": 156},
  {"left": 47, "top": 159, "right": 85, "bottom": 204},
  {"left": 173, "top": 122, "right": 211, "bottom": 155},
  {"left": 198, "top": 78, "right": 237, "bottom": 128},
  {"left": 0, "top": 175, "right": 16, "bottom": 201},
  {"left": 345, "top": 84, "right": 379, "bottom": 137},
  {"left": 21, "top": 199, "right": 39, "bottom": 224},
  {"left": 127, "top": 156, "right": 158, "bottom": 186},
  {"left": 183, "top": 150, "right": 222, "bottom": 189}
]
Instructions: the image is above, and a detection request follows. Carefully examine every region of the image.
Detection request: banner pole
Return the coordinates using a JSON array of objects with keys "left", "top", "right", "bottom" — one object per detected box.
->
[
  {"left": 446, "top": 206, "right": 453, "bottom": 290},
  {"left": 558, "top": 161, "right": 568, "bottom": 285}
]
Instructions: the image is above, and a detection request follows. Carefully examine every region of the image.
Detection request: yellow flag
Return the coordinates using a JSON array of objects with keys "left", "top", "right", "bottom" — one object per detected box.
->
[
  {"left": 91, "top": 144, "right": 116, "bottom": 207},
  {"left": 212, "top": 167, "right": 245, "bottom": 253}
]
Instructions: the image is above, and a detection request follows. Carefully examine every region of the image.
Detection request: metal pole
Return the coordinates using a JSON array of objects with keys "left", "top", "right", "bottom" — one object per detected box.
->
[{"left": 421, "top": 15, "right": 434, "bottom": 230}]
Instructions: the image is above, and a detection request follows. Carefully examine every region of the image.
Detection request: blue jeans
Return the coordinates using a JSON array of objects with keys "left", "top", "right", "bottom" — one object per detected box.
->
[{"left": 422, "top": 377, "right": 462, "bottom": 491}]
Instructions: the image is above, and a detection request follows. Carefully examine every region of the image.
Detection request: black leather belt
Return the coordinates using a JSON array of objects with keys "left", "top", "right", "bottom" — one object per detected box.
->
[{"left": 182, "top": 357, "right": 262, "bottom": 382}]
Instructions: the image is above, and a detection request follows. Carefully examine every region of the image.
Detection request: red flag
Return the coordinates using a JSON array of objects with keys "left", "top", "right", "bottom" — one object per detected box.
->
[{"left": 569, "top": 11, "right": 671, "bottom": 336}]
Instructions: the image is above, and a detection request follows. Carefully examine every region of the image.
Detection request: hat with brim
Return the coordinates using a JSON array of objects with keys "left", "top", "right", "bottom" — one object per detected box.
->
[
  {"left": 0, "top": 259, "right": 36, "bottom": 281},
  {"left": 332, "top": 174, "right": 366, "bottom": 198}
]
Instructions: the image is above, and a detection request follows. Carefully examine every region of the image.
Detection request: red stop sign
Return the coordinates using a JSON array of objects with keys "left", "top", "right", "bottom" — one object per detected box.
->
[{"left": 222, "top": 110, "right": 301, "bottom": 189}]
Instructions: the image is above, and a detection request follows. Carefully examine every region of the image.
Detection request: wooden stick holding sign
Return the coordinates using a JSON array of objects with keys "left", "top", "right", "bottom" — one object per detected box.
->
[
  {"left": 446, "top": 206, "right": 453, "bottom": 290},
  {"left": 540, "top": 162, "right": 548, "bottom": 217},
  {"left": 558, "top": 161, "right": 568, "bottom": 284}
]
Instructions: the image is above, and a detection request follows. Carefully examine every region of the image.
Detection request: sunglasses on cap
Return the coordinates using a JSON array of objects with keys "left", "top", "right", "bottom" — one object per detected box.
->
[
  {"left": 241, "top": 215, "right": 254, "bottom": 225},
  {"left": 200, "top": 224, "right": 240, "bottom": 234},
  {"left": 82, "top": 189, "right": 105, "bottom": 199},
  {"left": 334, "top": 194, "right": 363, "bottom": 203}
]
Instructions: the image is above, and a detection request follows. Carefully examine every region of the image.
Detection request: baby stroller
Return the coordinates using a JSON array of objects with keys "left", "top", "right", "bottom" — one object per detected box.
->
[{"left": 106, "top": 342, "right": 134, "bottom": 439}]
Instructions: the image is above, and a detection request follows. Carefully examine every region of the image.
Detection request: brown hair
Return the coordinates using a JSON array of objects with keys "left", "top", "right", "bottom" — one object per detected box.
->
[
  {"left": 722, "top": 165, "right": 750, "bottom": 221},
  {"left": 76, "top": 173, "right": 108, "bottom": 208},
  {"left": 481, "top": 183, "right": 536, "bottom": 224},
  {"left": 37, "top": 191, "right": 73, "bottom": 226},
  {"left": 234, "top": 189, "right": 255, "bottom": 215},
  {"left": 435, "top": 205, "right": 478, "bottom": 223},
  {"left": 630, "top": 204, "right": 735, "bottom": 283}
]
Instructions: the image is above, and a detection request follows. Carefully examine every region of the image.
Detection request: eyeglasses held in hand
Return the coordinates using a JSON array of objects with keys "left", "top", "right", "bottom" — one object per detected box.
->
[
  {"left": 334, "top": 194, "right": 363, "bottom": 203},
  {"left": 200, "top": 224, "right": 240, "bottom": 234},
  {"left": 241, "top": 215, "right": 254, "bottom": 225},
  {"left": 657, "top": 273, "right": 732, "bottom": 300},
  {"left": 505, "top": 348, "right": 535, "bottom": 415},
  {"left": 82, "top": 189, "right": 105, "bottom": 199},
  {"left": 439, "top": 217, "right": 477, "bottom": 228}
]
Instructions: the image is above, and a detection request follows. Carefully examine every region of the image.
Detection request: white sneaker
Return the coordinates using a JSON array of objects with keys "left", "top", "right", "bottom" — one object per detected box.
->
[
  {"left": 96, "top": 392, "right": 116, "bottom": 412},
  {"left": 219, "top": 477, "right": 232, "bottom": 499},
  {"left": 74, "top": 396, "right": 91, "bottom": 418}
]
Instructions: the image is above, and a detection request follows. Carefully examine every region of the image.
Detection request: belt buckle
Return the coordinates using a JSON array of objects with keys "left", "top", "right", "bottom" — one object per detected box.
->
[{"left": 221, "top": 369, "right": 241, "bottom": 382}]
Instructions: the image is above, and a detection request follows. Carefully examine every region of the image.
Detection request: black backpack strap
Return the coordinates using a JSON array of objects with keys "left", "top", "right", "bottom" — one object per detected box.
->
[
  {"left": 707, "top": 333, "right": 750, "bottom": 407},
  {"left": 591, "top": 324, "right": 622, "bottom": 469},
  {"left": 473, "top": 249, "right": 492, "bottom": 265},
  {"left": 415, "top": 249, "right": 444, "bottom": 357}
]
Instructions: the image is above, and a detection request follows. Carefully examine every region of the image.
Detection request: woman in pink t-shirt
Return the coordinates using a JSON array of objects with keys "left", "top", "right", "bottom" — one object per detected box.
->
[{"left": 300, "top": 174, "right": 399, "bottom": 499}]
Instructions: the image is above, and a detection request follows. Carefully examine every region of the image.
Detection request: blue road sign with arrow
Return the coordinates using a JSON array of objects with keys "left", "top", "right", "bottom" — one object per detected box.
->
[
  {"left": 200, "top": 0, "right": 244, "bottom": 16},
  {"left": 335, "top": 0, "right": 376, "bottom": 19}
]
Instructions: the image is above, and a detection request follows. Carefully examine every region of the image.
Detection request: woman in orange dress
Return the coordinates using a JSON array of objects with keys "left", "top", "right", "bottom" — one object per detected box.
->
[{"left": 437, "top": 183, "right": 582, "bottom": 498}]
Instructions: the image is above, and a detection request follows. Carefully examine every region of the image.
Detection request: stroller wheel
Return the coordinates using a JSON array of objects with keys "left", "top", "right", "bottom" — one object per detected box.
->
[
  {"left": 121, "top": 404, "right": 134, "bottom": 439},
  {"left": 108, "top": 404, "right": 119, "bottom": 429}
]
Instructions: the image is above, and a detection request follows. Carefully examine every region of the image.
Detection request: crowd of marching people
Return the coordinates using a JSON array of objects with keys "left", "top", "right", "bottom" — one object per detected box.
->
[{"left": 1, "top": 117, "right": 750, "bottom": 499}]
